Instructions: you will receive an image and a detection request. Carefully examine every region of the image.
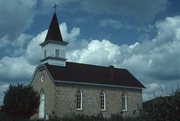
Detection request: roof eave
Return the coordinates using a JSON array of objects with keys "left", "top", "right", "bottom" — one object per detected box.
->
[
  {"left": 40, "top": 56, "right": 67, "bottom": 62},
  {"left": 53, "top": 80, "right": 145, "bottom": 89},
  {"left": 40, "top": 40, "right": 68, "bottom": 46},
  {"left": 30, "top": 64, "right": 55, "bottom": 86}
]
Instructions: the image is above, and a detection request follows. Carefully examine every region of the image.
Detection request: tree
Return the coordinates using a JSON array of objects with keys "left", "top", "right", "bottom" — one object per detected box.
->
[
  {"left": 143, "top": 89, "right": 180, "bottom": 121},
  {"left": 3, "top": 84, "right": 40, "bottom": 121}
]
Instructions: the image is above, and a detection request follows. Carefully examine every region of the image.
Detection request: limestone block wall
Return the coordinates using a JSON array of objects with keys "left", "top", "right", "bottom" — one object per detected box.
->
[
  {"left": 54, "top": 83, "right": 142, "bottom": 118},
  {"left": 32, "top": 68, "right": 56, "bottom": 117},
  {"left": 31, "top": 67, "right": 142, "bottom": 119}
]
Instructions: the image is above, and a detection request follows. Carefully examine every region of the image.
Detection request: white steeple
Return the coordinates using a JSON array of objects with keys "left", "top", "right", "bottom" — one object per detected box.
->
[{"left": 40, "top": 12, "right": 68, "bottom": 66}]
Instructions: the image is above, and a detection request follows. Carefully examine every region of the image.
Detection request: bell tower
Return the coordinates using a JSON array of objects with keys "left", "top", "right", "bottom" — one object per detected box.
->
[{"left": 40, "top": 11, "right": 68, "bottom": 66}]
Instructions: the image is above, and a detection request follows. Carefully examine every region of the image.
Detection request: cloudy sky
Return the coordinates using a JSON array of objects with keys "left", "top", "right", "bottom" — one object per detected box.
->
[{"left": 0, "top": 0, "right": 180, "bottom": 104}]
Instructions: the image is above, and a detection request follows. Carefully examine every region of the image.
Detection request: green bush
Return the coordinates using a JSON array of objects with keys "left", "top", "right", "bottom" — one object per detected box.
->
[{"left": 3, "top": 84, "right": 40, "bottom": 121}]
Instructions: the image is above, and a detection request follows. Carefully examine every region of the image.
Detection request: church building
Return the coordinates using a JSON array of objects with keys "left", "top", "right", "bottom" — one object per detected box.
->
[{"left": 30, "top": 11, "right": 145, "bottom": 120}]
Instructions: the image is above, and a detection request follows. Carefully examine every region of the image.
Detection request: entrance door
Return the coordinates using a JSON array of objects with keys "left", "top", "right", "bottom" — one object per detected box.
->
[{"left": 39, "top": 91, "right": 45, "bottom": 119}]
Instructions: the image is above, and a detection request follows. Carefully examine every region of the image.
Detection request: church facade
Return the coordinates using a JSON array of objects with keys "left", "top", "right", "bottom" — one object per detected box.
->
[{"left": 30, "top": 12, "right": 145, "bottom": 120}]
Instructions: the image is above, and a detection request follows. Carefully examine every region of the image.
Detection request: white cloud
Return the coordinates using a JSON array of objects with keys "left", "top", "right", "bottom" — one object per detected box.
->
[
  {"left": 100, "top": 19, "right": 123, "bottom": 29},
  {"left": 81, "top": 0, "right": 167, "bottom": 20},
  {"left": 66, "top": 16, "right": 180, "bottom": 100},
  {"left": 37, "top": 0, "right": 167, "bottom": 21},
  {"left": 1, "top": 15, "right": 180, "bottom": 102},
  {"left": 0, "top": 22, "right": 81, "bottom": 81},
  {"left": 0, "top": 36, "right": 10, "bottom": 49},
  {"left": 68, "top": 16, "right": 180, "bottom": 82},
  {"left": 0, "top": 56, "right": 35, "bottom": 81},
  {"left": 145, "top": 83, "right": 165, "bottom": 93},
  {"left": 0, "top": 83, "right": 10, "bottom": 104},
  {"left": 25, "top": 30, "right": 47, "bottom": 65},
  {"left": 0, "top": 84, "right": 9, "bottom": 92},
  {"left": 25, "top": 22, "right": 81, "bottom": 65},
  {"left": 0, "top": 22, "right": 81, "bottom": 104},
  {"left": 67, "top": 39, "right": 120, "bottom": 65},
  {"left": 60, "top": 23, "right": 80, "bottom": 42},
  {"left": 0, "top": 0, "right": 36, "bottom": 38},
  {"left": 99, "top": 18, "right": 133, "bottom": 30},
  {"left": 0, "top": 34, "right": 32, "bottom": 56}
]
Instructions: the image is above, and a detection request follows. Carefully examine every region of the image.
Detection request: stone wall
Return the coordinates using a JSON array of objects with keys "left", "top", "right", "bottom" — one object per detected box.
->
[
  {"left": 32, "top": 67, "right": 56, "bottom": 118},
  {"left": 54, "top": 83, "right": 142, "bottom": 118},
  {"left": 32, "top": 67, "right": 142, "bottom": 119}
]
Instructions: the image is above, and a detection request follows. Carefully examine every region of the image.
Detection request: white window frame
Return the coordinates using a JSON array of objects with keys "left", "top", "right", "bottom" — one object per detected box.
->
[
  {"left": 39, "top": 89, "right": 45, "bottom": 119},
  {"left": 40, "top": 74, "right": 45, "bottom": 83},
  {"left": 100, "top": 92, "right": 106, "bottom": 111},
  {"left": 76, "top": 90, "right": 82, "bottom": 110},
  {"left": 122, "top": 93, "right": 127, "bottom": 111}
]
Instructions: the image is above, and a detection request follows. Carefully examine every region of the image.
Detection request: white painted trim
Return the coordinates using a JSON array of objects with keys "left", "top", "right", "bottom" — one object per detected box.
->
[
  {"left": 30, "top": 64, "right": 55, "bottom": 86},
  {"left": 76, "top": 90, "right": 83, "bottom": 110},
  {"left": 122, "top": 94, "right": 127, "bottom": 111},
  {"left": 40, "top": 40, "right": 68, "bottom": 46},
  {"left": 30, "top": 67, "right": 39, "bottom": 86},
  {"left": 39, "top": 89, "right": 45, "bottom": 119},
  {"left": 54, "top": 80, "right": 143, "bottom": 89},
  {"left": 100, "top": 92, "right": 106, "bottom": 111}
]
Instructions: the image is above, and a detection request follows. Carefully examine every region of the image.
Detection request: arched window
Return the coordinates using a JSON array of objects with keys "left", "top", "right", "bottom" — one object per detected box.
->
[
  {"left": 122, "top": 93, "right": 127, "bottom": 111},
  {"left": 100, "top": 92, "right": 106, "bottom": 110},
  {"left": 76, "top": 90, "right": 82, "bottom": 110}
]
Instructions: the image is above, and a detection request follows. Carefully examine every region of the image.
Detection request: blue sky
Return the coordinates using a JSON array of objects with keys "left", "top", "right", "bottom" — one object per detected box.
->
[{"left": 0, "top": 0, "right": 180, "bottom": 104}]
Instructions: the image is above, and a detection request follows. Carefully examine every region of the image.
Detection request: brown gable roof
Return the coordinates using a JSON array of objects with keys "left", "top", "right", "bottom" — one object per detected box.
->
[
  {"left": 44, "top": 13, "right": 63, "bottom": 42},
  {"left": 44, "top": 62, "right": 145, "bottom": 88}
]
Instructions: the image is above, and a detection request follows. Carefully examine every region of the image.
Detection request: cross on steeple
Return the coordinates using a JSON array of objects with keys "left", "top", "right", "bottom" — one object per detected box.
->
[{"left": 53, "top": 4, "right": 57, "bottom": 13}]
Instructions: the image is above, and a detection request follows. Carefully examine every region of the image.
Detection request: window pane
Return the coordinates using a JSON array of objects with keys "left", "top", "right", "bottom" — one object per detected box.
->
[
  {"left": 77, "top": 90, "right": 82, "bottom": 109},
  {"left": 122, "top": 94, "right": 127, "bottom": 110},
  {"left": 55, "top": 49, "right": 59, "bottom": 58},
  {"left": 100, "top": 92, "right": 105, "bottom": 110}
]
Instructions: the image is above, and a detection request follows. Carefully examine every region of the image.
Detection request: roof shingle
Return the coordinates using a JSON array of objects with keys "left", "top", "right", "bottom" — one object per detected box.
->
[
  {"left": 45, "top": 13, "right": 63, "bottom": 42},
  {"left": 44, "top": 62, "right": 145, "bottom": 88}
]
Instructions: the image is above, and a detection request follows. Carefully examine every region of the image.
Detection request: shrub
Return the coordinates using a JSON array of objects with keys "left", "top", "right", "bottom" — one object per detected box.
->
[
  {"left": 3, "top": 84, "right": 39, "bottom": 121},
  {"left": 143, "top": 88, "right": 180, "bottom": 121},
  {"left": 0, "top": 112, "right": 12, "bottom": 121}
]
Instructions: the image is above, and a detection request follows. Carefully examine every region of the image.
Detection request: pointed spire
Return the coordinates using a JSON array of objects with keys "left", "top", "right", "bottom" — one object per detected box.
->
[{"left": 44, "top": 12, "right": 63, "bottom": 42}]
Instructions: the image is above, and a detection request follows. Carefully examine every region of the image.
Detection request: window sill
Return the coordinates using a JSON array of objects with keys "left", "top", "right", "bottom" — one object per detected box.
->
[
  {"left": 122, "top": 109, "right": 127, "bottom": 112},
  {"left": 100, "top": 109, "right": 106, "bottom": 112},
  {"left": 76, "top": 108, "right": 82, "bottom": 111}
]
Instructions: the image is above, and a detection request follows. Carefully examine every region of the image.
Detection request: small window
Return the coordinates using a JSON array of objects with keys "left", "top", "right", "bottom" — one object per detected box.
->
[
  {"left": 100, "top": 92, "right": 106, "bottom": 110},
  {"left": 77, "top": 90, "right": 82, "bottom": 110},
  {"left": 40, "top": 74, "right": 45, "bottom": 83},
  {"left": 122, "top": 93, "right": 127, "bottom": 111},
  {"left": 55, "top": 49, "right": 59, "bottom": 58},
  {"left": 44, "top": 50, "right": 46, "bottom": 58}
]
